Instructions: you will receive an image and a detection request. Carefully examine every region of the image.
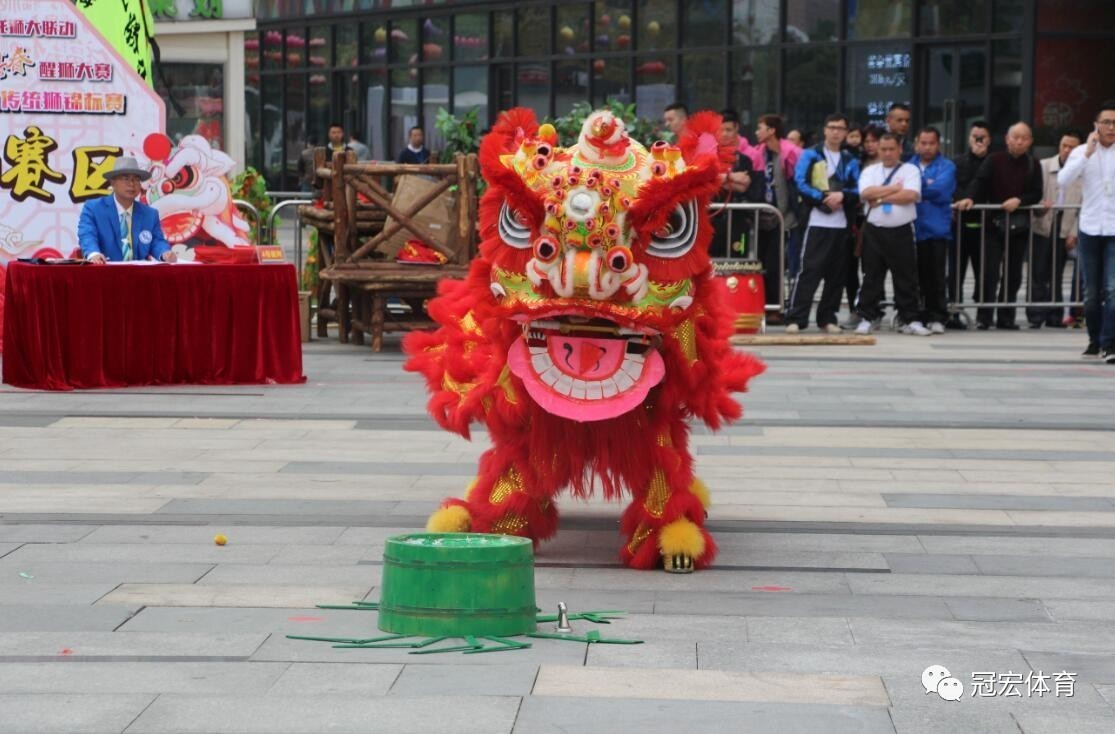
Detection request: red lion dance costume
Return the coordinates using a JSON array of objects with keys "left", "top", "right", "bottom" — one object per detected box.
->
[{"left": 404, "top": 108, "right": 764, "bottom": 572}]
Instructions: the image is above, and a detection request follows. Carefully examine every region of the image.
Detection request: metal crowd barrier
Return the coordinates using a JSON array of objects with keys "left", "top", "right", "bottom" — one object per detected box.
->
[
  {"left": 232, "top": 199, "right": 260, "bottom": 245},
  {"left": 267, "top": 198, "right": 314, "bottom": 282},
  {"left": 951, "top": 203, "right": 1083, "bottom": 316},
  {"left": 708, "top": 202, "right": 787, "bottom": 311}
]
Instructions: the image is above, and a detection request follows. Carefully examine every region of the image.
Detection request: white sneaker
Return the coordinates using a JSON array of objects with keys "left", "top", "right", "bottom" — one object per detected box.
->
[
  {"left": 785, "top": 323, "right": 800, "bottom": 334},
  {"left": 928, "top": 321, "right": 946, "bottom": 335},
  {"left": 901, "top": 320, "right": 932, "bottom": 336},
  {"left": 823, "top": 323, "right": 842, "bottom": 334},
  {"left": 854, "top": 319, "right": 873, "bottom": 335}
]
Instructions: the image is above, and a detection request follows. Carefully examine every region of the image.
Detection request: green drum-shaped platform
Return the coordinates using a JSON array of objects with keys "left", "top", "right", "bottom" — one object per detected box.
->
[{"left": 378, "top": 533, "right": 537, "bottom": 637}]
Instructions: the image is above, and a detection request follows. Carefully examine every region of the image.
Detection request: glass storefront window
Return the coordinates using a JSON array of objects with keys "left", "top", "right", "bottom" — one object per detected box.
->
[
  {"left": 592, "top": 57, "right": 631, "bottom": 106},
  {"left": 783, "top": 46, "right": 838, "bottom": 137},
  {"left": 260, "top": 75, "right": 283, "bottom": 188},
  {"left": 424, "top": 68, "right": 449, "bottom": 154},
  {"left": 555, "top": 60, "right": 589, "bottom": 116},
  {"left": 308, "top": 75, "right": 331, "bottom": 155},
  {"left": 157, "top": 63, "right": 225, "bottom": 152},
  {"left": 285, "top": 28, "right": 306, "bottom": 69},
  {"left": 518, "top": 6, "right": 550, "bottom": 57},
  {"left": 733, "top": 0, "right": 780, "bottom": 45},
  {"left": 635, "top": 56, "right": 675, "bottom": 120},
  {"left": 364, "top": 69, "right": 390, "bottom": 161},
  {"left": 993, "top": 0, "right": 1024, "bottom": 33},
  {"left": 390, "top": 67, "right": 419, "bottom": 160},
  {"left": 362, "top": 21, "right": 388, "bottom": 65},
  {"left": 453, "top": 65, "right": 490, "bottom": 130},
  {"left": 786, "top": 0, "right": 838, "bottom": 42},
  {"left": 556, "top": 4, "right": 591, "bottom": 57},
  {"left": 262, "top": 29, "right": 282, "bottom": 71},
  {"left": 391, "top": 18, "right": 419, "bottom": 65},
  {"left": 990, "top": 38, "right": 1022, "bottom": 135},
  {"left": 309, "top": 26, "right": 330, "bottom": 71},
  {"left": 245, "top": 32, "right": 261, "bottom": 170},
  {"left": 638, "top": 0, "right": 676, "bottom": 52},
  {"left": 285, "top": 73, "right": 307, "bottom": 190},
  {"left": 732, "top": 48, "right": 777, "bottom": 127},
  {"left": 337, "top": 24, "right": 357, "bottom": 69},
  {"left": 680, "top": 53, "right": 725, "bottom": 113},
  {"left": 517, "top": 62, "right": 551, "bottom": 120},
  {"left": 454, "top": 13, "right": 489, "bottom": 62},
  {"left": 425, "top": 18, "right": 450, "bottom": 64},
  {"left": 684, "top": 0, "right": 727, "bottom": 47},
  {"left": 595, "top": 0, "right": 632, "bottom": 54},
  {"left": 920, "top": 0, "right": 988, "bottom": 36},
  {"left": 847, "top": 0, "right": 911, "bottom": 39},
  {"left": 1033, "top": 37, "right": 1109, "bottom": 145},
  {"left": 845, "top": 43, "right": 911, "bottom": 127},
  {"left": 493, "top": 11, "right": 513, "bottom": 57},
  {"left": 1037, "top": 0, "right": 1115, "bottom": 32}
]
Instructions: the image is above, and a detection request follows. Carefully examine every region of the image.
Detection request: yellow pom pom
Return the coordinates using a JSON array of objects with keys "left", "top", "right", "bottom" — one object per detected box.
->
[
  {"left": 213, "top": 534, "right": 227, "bottom": 546},
  {"left": 657, "top": 518, "right": 705, "bottom": 559},
  {"left": 537, "top": 123, "right": 557, "bottom": 144},
  {"left": 689, "top": 478, "right": 711, "bottom": 509},
  {"left": 426, "top": 505, "right": 471, "bottom": 533}
]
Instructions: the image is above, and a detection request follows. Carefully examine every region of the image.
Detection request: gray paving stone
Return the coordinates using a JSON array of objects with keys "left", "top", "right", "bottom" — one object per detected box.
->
[
  {"left": 697, "top": 641, "right": 1031, "bottom": 678},
  {"left": 884, "top": 493, "right": 1115, "bottom": 511},
  {"left": 120, "top": 607, "right": 375, "bottom": 636},
  {"left": 748, "top": 616, "right": 855, "bottom": 645},
  {"left": 1013, "top": 713, "right": 1115, "bottom": 734},
  {"left": 0, "top": 470, "right": 209, "bottom": 485},
  {"left": 943, "top": 597, "right": 1052, "bottom": 623},
  {"left": 972, "top": 554, "right": 1115, "bottom": 579},
  {"left": 79, "top": 525, "right": 349, "bottom": 545},
  {"left": 849, "top": 618, "right": 1115, "bottom": 654},
  {"left": 1021, "top": 651, "right": 1115, "bottom": 685},
  {"left": 197, "top": 564, "right": 375, "bottom": 586},
  {"left": 883, "top": 672, "right": 1110, "bottom": 712},
  {"left": 847, "top": 573, "right": 1115, "bottom": 600},
  {"left": 156, "top": 498, "right": 404, "bottom": 516},
  {"left": 1042, "top": 600, "right": 1115, "bottom": 622},
  {"left": 718, "top": 532, "right": 926, "bottom": 554},
  {"left": 0, "top": 582, "right": 119, "bottom": 606},
  {"left": 0, "top": 662, "right": 289, "bottom": 694},
  {"left": 0, "top": 693, "right": 155, "bottom": 734},
  {"left": 566, "top": 568, "right": 853, "bottom": 595},
  {"left": 886, "top": 707, "right": 1029, "bottom": 734},
  {"left": 127, "top": 694, "right": 520, "bottom": 734},
  {"left": 281, "top": 461, "right": 474, "bottom": 476},
  {"left": 918, "top": 536, "right": 1115, "bottom": 558},
  {"left": 654, "top": 592, "right": 955, "bottom": 620},
  {"left": 0, "top": 561, "right": 212, "bottom": 585},
  {"left": 535, "top": 588, "right": 656, "bottom": 615},
  {"left": 512, "top": 696, "right": 896, "bottom": 734},
  {"left": 0, "top": 605, "right": 140, "bottom": 632},
  {"left": 268, "top": 662, "right": 402, "bottom": 696},
  {"left": 585, "top": 639, "right": 697, "bottom": 669},
  {"left": 3, "top": 542, "right": 282, "bottom": 565},
  {"left": 884, "top": 553, "right": 981, "bottom": 575},
  {"left": 0, "top": 631, "right": 269, "bottom": 661},
  {"left": 0, "top": 524, "right": 96, "bottom": 543},
  {"left": 389, "top": 663, "right": 537, "bottom": 696}
]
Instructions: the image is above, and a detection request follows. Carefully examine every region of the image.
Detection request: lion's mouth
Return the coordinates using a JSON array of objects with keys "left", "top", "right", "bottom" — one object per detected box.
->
[{"left": 507, "top": 314, "right": 665, "bottom": 421}]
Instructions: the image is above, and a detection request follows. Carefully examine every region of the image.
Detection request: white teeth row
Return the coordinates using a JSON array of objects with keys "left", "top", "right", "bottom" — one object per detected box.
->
[{"left": 528, "top": 347, "right": 644, "bottom": 400}]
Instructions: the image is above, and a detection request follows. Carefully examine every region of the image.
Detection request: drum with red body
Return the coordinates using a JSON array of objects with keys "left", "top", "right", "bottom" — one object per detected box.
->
[{"left": 713, "top": 259, "right": 765, "bottom": 333}]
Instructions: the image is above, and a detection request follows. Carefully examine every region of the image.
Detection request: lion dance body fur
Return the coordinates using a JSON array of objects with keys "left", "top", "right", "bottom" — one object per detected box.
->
[{"left": 404, "top": 108, "right": 764, "bottom": 572}]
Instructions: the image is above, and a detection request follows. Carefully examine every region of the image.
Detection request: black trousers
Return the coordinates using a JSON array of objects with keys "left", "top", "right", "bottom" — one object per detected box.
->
[
  {"left": 917, "top": 238, "right": 949, "bottom": 324},
  {"left": 976, "top": 229, "right": 1027, "bottom": 326},
  {"left": 857, "top": 222, "right": 922, "bottom": 324},
  {"left": 786, "top": 226, "right": 849, "bottom": 327},
  {"left": 757, "top": 226, "right": 783, "bottom": 307},
  {"left": 948, "top": 219, "right": 982, "bottom": 308},
  {"left": 845, "top": 217, "right": 863, "bottom": 313},
  {"left": 1026, "top": 234, "right": 1068, "bottom": 325}
]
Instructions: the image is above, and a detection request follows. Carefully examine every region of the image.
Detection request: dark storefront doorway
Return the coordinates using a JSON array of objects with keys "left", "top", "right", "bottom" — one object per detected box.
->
[{"left": 919, "top": 45, "right": 987, "bottom": 157}]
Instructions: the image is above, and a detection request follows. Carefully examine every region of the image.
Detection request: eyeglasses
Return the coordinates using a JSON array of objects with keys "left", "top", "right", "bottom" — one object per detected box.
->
[
  {"left": 825, "top": 125, "right": 848, "bottom": 131},
  {"left": 1098, "top": 119, "right": 1115, "bottom": 128},
  {"left": 972, "top": 136, "right": 987, "bottom": 143}
]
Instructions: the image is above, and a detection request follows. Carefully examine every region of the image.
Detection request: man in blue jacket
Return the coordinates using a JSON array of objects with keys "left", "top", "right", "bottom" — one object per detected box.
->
[
  {"left": 78, "top": 157, "right": 174, "bottom": 264},
  {"left": 913, "top": 127, "right": 957, "bottom": 333},
  {"left": 785, "top": 113, "right": 860, "bottom": 332}
]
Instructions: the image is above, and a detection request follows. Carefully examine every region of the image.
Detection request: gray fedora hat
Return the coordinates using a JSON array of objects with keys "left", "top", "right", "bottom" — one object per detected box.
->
[{"left": 104, "top": 156, "right": 151, "bottom": 181}]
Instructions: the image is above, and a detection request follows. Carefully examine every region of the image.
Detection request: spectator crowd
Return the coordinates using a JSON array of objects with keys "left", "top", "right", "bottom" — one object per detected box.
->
[{"left": 666, "top": 100, "right": 1115, "bottom": 362}]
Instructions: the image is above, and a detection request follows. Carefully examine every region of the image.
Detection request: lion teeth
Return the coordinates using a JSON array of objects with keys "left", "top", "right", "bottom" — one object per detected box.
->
[{"left": 531, "top": 353, "right": 552, "bottom": 374}]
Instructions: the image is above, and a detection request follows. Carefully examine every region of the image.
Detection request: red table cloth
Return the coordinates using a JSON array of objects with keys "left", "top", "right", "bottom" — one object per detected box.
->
[{"left": 2, "top": 262, "right": 305, "bottom": 390}]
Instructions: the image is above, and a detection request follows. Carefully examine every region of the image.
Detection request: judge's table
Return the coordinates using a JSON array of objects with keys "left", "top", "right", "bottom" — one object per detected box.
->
[{"left": 2, "top": 261, "right": 305, "bottom": 391}]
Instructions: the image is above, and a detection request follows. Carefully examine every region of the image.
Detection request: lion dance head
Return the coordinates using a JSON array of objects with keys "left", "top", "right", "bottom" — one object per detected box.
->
[{"left": 404, "top": 108, "right": 764, "bottom": 572}]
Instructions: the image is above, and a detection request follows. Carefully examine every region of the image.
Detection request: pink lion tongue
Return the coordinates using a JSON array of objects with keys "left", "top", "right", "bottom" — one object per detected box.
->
[{"left": 546, "top": 335, "right": 626, "bottom": 379}]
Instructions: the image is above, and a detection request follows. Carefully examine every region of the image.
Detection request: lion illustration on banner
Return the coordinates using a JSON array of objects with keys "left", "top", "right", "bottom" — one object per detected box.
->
[
  {"left": 145, "top": 135, "right": 251, "bottom": 258},
  {"left": 404, "top": 108, "right": 764, "bottom": 572}
]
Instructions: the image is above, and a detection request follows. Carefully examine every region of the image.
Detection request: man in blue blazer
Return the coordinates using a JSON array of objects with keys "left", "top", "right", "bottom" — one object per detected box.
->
[{"left": 78, "top": 156, "right": 176, "bottom": 263}]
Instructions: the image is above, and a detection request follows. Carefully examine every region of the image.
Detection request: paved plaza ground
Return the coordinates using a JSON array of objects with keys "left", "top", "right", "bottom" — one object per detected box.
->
[{"left": 1, "top": 324, "right": 1114, "bottom": 733}]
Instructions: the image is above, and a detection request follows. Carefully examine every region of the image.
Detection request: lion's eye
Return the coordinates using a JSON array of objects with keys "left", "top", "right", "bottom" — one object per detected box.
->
[
  {"left": 498, "top": 202, "right": 532, "bottom": 249},
  {"left": 646, "top": 201, "right": 697, "bottom": 259}
]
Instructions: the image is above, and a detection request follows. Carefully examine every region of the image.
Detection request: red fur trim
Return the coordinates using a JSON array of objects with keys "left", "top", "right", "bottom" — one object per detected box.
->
[{"left": 677, "top": 110, "right": 730, "bottom": 171}]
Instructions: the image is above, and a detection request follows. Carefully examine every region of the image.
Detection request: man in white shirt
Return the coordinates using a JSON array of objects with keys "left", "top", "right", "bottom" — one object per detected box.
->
[
  {"left": 854, "top": 134, "right": 929, "bottom": 335},
  {"left": 1058, "top": 101, "right": 1115, "bottom": 361},
  {"left": 1029, "top": 131, "right": 1083, "bottom": 329}
]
